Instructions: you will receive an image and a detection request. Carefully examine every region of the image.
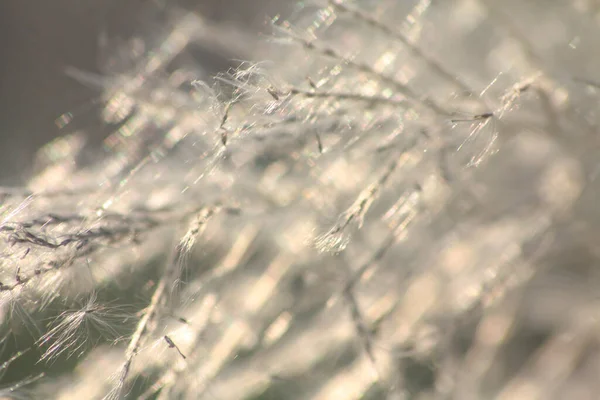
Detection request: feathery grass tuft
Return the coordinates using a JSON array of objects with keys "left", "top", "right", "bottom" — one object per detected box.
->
[{"left": 2, "top": 0, "right": 600, "bottom": 398}]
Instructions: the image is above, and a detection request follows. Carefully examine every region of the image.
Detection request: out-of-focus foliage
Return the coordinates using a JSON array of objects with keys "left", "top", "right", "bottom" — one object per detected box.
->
[{"left": 3, "top": 0, "right": 600, "bottom": 399}]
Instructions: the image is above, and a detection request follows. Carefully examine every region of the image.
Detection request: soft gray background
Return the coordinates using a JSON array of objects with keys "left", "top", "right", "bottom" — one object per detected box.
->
[{"left": 0, "top": 0, "right": 292, "bottom": 184}]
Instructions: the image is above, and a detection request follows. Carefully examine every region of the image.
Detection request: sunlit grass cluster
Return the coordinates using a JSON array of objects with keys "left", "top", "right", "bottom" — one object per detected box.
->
[{"left": 2, "top": 0, "right": 600, "bottom": 398}]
